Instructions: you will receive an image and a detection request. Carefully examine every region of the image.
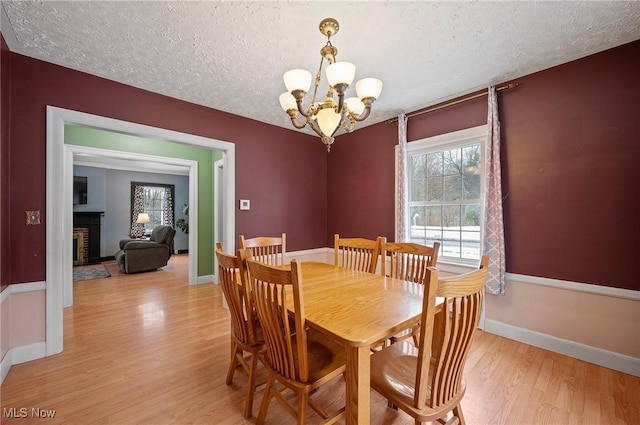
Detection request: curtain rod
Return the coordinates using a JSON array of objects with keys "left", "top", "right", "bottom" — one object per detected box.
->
[{"left": 386, "top": 82, "right": 518, "bottom": 124}]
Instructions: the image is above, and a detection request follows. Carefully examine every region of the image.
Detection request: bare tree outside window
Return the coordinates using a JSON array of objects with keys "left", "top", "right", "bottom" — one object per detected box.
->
[{"left": 408, "top": 141, "right": 482, "bottom": 261}]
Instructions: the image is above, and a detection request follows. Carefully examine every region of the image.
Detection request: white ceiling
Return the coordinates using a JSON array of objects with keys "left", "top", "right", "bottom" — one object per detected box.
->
[{"left": 2, "top": 1, "right": 640, "bottom": 138}]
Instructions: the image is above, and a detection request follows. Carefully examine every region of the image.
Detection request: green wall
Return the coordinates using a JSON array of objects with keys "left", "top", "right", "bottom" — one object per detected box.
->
[{"left": 65, "top": 124, "right": 222, "bottom": 277}]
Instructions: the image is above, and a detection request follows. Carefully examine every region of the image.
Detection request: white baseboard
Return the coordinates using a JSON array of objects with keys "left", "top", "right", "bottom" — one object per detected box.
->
[
  {"left": 285, "top": 247, "right": 333, "bottom": 263},
  {"left": 285, "top": 247, "right": 332, "bottom": 256},
  {"left": 0, "top": 342, "right": 47, "bottom": 386},
  {"left": 196, "top": 274, "right": 214, "bottom": 285},
  {"left": 484, "top": 319, "right": 640, "bottom": 377},
  {"left": 11, "top": 341, "right": 47, "bottom": 365},
  {"left": 0, "top": 352, "right": 11, "bottom": 385}
]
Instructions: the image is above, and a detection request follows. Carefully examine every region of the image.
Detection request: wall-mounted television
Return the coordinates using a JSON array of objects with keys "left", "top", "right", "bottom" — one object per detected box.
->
[{"left": 73, "top": 176, "right": 88, "bottom": 205}]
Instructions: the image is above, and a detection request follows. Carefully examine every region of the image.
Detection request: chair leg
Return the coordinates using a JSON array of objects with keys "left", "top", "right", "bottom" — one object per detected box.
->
[
  {"left": 438, "top": 411, "right": 461, "bottom": 425},
  {"left": 452, "top": 404, "right": 466, "bottom": 425},
  {"left": 225, "top": 340, "right": 239, "bottom": 385},
  {"left": 243, "top": 352, "right": 257, "bottom": 418},
  {"left": 297, "top": 391, "right": 308, "bottom": 425},
  {"left": 257, "top": 374, "right": 276, "bottom": 425}
]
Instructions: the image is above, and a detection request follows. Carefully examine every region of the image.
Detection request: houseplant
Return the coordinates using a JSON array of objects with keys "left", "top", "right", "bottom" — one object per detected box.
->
[{"left": 176, "top": 204, "right": 189, "bottom": 234}]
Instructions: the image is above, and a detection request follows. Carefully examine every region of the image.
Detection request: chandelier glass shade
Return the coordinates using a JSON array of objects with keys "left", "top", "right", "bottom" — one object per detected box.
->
[{"left": 279, "top": 18, "right": 382, "bottom": 151}]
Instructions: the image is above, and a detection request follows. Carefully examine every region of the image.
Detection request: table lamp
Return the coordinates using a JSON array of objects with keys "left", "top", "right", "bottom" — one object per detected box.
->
[
  {"left": 136, "top": 213, "right": 150, "bottom": 225},
  {"left": 136, "top": 213, "right": 150, "bottom": 238}
]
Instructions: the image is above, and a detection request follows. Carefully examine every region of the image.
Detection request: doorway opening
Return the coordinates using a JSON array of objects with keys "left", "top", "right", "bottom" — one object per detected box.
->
[{"left": 46, "top": 106, "right": 236, "bottom": 356}]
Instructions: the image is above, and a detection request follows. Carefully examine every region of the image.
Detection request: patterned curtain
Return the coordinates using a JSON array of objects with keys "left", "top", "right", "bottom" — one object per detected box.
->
[
  {"left": 130, "top": 184, "right": 145, "bottom": 238},
  {"left": 164, "top": 186, "right": 174, "bottom": 227},
  {"left": 130, "top": 184, "right": 175, "bottom": 238},
  {"left": 396, "top": 113, "right": 409, "bottom": 242},
  {"left": 483, "top": 86, "right": 506, "bottom": 294}
]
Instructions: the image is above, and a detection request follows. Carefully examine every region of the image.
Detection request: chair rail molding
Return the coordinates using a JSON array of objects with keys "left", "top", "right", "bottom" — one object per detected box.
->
[{"left": 504, "top": 272, "right": 640, "bottom": 301}]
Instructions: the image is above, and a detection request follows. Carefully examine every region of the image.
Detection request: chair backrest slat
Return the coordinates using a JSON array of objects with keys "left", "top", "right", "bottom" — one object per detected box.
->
[
  {"left": 382, "top": 241, "right": 440, "bottom": 282},
  {"left": 216, "top": 248, "right": 257, "bottom": 346},
  {"left": 414, "top": 266, "right": 439, "bottom": 405},
  {"left": 239, "top": 234, "right": 287, "bottom": 266},
  {"left": 414, "top": 255, "right": 489, "bottom": 409},
  {"left": 334, "top": 234, "right": 385, "bottom": 274},
  {"left": 247, "top": 258, "right": 309, "bottom": 382}
]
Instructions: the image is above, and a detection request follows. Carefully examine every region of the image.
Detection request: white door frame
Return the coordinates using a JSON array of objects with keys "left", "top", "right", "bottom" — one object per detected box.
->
[
  {"left": 46, "top": 106, "right": 236, "bottom": 356},
  {"left": 213, "top": 159, "right": 224, "bottom": 284}
]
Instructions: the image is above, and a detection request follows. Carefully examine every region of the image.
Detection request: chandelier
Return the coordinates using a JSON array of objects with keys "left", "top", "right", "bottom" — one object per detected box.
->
[{"left": 279, "top": 18, "right": 383, "bottom": 152}]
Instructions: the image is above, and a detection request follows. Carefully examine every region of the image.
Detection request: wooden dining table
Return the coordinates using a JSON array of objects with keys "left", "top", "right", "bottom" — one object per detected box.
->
[{"left": 293, "top": 261, "right": 430, "bottom": 425}]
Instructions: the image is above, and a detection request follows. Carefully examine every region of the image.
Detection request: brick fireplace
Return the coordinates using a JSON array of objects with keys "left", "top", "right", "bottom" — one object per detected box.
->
[
  {"left": 73, "top": 212, "right": 103, "bottom": 265},
  {"left": 73, "top": 228, "right": 89, "bottom": 266}
]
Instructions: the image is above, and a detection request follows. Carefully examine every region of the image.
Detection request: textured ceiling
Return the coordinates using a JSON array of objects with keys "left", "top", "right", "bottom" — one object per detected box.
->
[{"left": 2, "top": 1, "right": 640, "bottom": 137}]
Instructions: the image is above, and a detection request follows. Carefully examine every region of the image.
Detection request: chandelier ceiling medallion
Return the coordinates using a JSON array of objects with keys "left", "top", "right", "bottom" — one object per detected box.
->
[{"left": 279, "top": 18, "right": 383, "bottom": 152}]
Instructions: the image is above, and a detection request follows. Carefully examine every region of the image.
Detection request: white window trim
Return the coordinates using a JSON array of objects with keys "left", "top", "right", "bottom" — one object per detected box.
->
[
  {"left": 396, "top": 124, "right": 487, "bottom": 265},
  {"left": 408, "top": 125, "right": 487, "bottom": 152}
]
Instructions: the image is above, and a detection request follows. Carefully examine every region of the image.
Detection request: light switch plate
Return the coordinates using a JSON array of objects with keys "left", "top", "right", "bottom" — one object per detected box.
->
[{"left": 239, "top": 200, "right": 250, "bottom": 210}]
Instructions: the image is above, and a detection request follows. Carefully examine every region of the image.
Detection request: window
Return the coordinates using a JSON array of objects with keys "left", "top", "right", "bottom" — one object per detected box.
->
[
  {"left": 141, "top": 186, "right": 170, "bottom": 232},
  {"left": 407, "top": 126, "right": 485, "bottom": 263},
  {"left": 131, "top": 182, "right": 175, "bottom": 237}
]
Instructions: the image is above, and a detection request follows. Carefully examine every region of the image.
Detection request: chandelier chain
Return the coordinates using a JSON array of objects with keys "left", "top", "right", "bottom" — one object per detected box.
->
[{"left": 311, "top": 55, "right": 324, "bottom": 105}]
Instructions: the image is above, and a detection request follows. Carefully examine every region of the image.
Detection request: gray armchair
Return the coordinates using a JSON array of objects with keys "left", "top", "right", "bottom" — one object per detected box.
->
[{"left": 115, "top": 225, "right": 176, "bottom": 274}]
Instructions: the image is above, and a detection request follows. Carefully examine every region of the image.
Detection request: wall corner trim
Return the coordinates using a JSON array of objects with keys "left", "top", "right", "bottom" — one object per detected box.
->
[{"left": 484, "top": 319, "right": 640, "bottom": 377}]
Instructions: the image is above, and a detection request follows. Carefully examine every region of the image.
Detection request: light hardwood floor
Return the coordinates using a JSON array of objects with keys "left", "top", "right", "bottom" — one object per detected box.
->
[{"left": 2, "top": 255, "right": 639, "bottom": 424}]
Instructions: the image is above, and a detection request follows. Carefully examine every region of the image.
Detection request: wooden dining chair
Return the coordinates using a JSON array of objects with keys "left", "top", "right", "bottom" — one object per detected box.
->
[
  {"left": 215, "top": 247, "right": 264, "bottom": 419},
  {"left": 381, "top": 241, "right": 441, "bottom": 282},
  {"left": 370, "top": 256, "right": 489, "bottom": 425},
  {"left": 239, "top": 233, "right": 287, "bottom": 266},
  {"left": 246, "top": 258, "right": 346, "bottom": 425},
  {"left": 382, "top": 241, "right": 441, "bottom": 346},
  {"left": 333, "top": 234, "right": 385, "bottom": 274}
]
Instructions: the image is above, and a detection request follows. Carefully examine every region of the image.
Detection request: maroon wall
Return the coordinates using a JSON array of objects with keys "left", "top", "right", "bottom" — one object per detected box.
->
[
  {"left": 328, "top": 40, "right": 640, "bottom": 291},
  {"left": 7, "top": 53, "right": 327, "bottom": 284},
  {"left": 1, "top": 35, "right": 10, "bottom": 291},
  {"left": 6, "top": 38, "right": 639, "bottom": 289},
  {"left": 499, "top": 41, "right": 639, "bottom": 290},
  {"left": 327, "top": 121, "right": 397, "bottom": 242}
]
